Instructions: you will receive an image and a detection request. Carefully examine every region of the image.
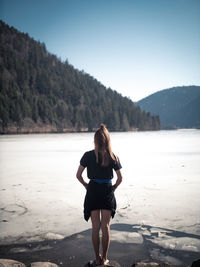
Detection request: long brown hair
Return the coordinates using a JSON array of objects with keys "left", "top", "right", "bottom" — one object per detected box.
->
[{"left": 94, "top": 124, "right": 116, "bottom": 166}]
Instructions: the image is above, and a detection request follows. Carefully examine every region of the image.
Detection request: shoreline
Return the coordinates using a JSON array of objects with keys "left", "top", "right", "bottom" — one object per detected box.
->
[
  {"left": 1, "top": 223, "right": 200, "bottom": 267},
  {"left": 0, "top": 128, "right": 140, "bottom": 135},
  {"left": 0, "top": 128, "right": 199, "bottom": 136}
]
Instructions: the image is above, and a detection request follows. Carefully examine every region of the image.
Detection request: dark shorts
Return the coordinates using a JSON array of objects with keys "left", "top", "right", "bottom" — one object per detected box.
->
[{"left": 84, "top": 180, "right": 116, "bottom": 221}]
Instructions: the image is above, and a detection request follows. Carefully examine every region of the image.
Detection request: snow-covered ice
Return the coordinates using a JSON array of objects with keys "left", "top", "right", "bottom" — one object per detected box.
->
[{"left": 0, "top": 129, "right": 200, "bottom": 254}]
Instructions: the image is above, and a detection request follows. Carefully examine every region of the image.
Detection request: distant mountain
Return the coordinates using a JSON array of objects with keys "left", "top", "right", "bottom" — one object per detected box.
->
[
  {"left": 0, "top": 20, "right": 160, "bottom": 134},
  {"left": 136, "top": 86, "right": 200, "bottom": 129}
]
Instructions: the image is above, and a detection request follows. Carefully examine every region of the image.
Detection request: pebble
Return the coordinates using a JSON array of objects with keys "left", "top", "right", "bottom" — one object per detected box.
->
[
  {"left": 0, "top": 259, "right": 26, "bottom": 267},
  {"left": 0, "top": 259, "right": 59, "bottom": 267},
  {"left": 30, "top": 262, "right": 58, "bottom": 267}
]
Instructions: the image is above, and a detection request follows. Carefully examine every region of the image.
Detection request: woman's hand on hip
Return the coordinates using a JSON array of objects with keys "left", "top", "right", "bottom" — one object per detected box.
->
[{"left": 84, "top": 183, "right": 88, "bottom": 190}]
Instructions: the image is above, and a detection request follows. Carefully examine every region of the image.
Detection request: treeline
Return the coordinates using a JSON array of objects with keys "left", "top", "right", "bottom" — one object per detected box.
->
[{"left": 0, "top": 20, "right": 160, "bottom": 133}]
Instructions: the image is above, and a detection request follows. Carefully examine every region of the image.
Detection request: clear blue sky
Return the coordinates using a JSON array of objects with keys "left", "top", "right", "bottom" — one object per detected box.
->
[{"left": 0, "top": 0, "right": 200, "bottom": 101}]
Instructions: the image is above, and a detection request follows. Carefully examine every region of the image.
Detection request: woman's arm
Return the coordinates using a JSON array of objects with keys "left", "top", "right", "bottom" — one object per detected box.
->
[
  {"left": 76, "top": 165, "right": 88, "bottom": 189},
  {"left": 113, "top": 169, "right": 123, "bottom": 191}
]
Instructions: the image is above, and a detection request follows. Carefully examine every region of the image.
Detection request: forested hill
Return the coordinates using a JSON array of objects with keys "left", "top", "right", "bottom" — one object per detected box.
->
[
  {"left": 136, "top": 86, "right": 200, "bottom": 129},
  {"left": 0, "top": 20, "right": 160, "bottom": 134}
]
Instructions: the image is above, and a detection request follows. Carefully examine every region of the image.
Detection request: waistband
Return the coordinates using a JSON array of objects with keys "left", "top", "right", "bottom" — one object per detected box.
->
[{"left": 92, "top": 178, "right": 112, "bottom": 184}]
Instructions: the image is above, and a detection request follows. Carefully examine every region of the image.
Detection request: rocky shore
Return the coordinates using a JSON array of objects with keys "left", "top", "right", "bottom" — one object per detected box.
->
[
  {"left": 0, "top": 225, "right": 200, "bottom": 267},
  {"left": 0, "top": 258, "right": 200, "bottom": 267}
]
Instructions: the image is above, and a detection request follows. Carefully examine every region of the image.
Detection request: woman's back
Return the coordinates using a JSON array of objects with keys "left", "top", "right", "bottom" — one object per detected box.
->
[{"left": 80, "top": 149, "right": 121, "bottom": 180}]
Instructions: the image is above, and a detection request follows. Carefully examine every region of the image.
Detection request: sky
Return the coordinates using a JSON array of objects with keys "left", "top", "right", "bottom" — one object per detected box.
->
[{"left": 0, "top": 0, "right": 200, "bottom": 101}]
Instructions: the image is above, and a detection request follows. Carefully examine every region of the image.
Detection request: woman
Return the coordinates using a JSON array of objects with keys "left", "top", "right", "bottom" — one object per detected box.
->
[{"left": 76, "top": 124, "right": 123, "bottom": 266}]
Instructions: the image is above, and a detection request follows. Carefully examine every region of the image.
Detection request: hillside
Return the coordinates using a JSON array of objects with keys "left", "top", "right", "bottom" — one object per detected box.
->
[
  {"left": 136, "top": 86, "right": 200, "bottom": 129},
  {"left": 0, "top": 20, "right": 160, "bottom": 134}
]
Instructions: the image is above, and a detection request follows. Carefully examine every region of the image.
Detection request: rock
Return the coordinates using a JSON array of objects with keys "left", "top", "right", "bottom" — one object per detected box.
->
[
  {"left": 191, "top": 259, "right": 200, "bottom": 267},
  {"left": 30, "top": 263, "right": 58, "bottom": 267},
  {"left": 132, "top": 264, "right": 159, "bottom": 267},
  {"left": 0, "top": 259, "right": 26, "bottom": 267},
  {"left": 132, "top": 263, "right": 173, "bottom": 267}
]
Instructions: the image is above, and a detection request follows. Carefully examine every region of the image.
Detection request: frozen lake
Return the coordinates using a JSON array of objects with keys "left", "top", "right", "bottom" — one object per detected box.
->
[{"left": 0, "top": 129, "right": 200, "bottom": 264}]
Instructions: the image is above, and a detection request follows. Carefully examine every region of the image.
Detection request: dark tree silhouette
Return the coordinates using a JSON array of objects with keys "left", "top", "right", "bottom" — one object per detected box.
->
[{"left": 0, "top": 20, "right": 160, "bottom": 133}]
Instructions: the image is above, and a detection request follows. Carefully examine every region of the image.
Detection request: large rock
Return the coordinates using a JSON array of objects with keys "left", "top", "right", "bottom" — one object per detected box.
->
[
  {"left": 30, "top": 263, "right": 58, "bottom": 267},
  {"left": 0, "top": 259, "right": 26, "bottom": 267},
  {"left": 132, "top": 263, "right": 174, "bottom": 267},
  {"left": 191, "top": 259, "right": 200, "bottom": 267},
  {"left": 0, "top": 260, "right": 59, "bottom": 267}
]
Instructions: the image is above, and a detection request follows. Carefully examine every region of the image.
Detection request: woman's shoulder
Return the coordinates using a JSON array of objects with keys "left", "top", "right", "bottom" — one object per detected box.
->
[
  {"left": 85, "top": 149, "right": 95, "bottom": 154},
  {"left": 110, "top": 153, "right": 122, "bottom": 170},
  {"left": 83, "top": 150, "right": 95, "bottom": 157},
  {"left": 80, "top": 150, "right": 95, "bottom": 166}
]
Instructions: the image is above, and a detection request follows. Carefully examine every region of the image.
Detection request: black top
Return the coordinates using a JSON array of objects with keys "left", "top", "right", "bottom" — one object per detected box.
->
[{"left": 80, "top": 150, "right": 122, "bottom": 180}]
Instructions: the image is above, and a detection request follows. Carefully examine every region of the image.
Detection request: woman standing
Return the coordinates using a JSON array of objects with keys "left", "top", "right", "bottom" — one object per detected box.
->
[{"left": 76, "top": 124, "right": 123, "bottom": 266}]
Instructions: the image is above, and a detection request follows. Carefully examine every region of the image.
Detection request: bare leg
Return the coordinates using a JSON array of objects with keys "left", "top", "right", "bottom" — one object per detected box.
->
[
  {"left": 101, "top": 209, "right": 112, "bottom": 265},
  {"left": 91, "top": 210, "right": 101, "bottom": 264}
]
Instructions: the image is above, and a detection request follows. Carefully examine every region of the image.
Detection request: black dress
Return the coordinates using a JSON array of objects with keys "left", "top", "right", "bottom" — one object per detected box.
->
[{"left": 80, "top": 150, "right": 122, "bottom": 221}]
